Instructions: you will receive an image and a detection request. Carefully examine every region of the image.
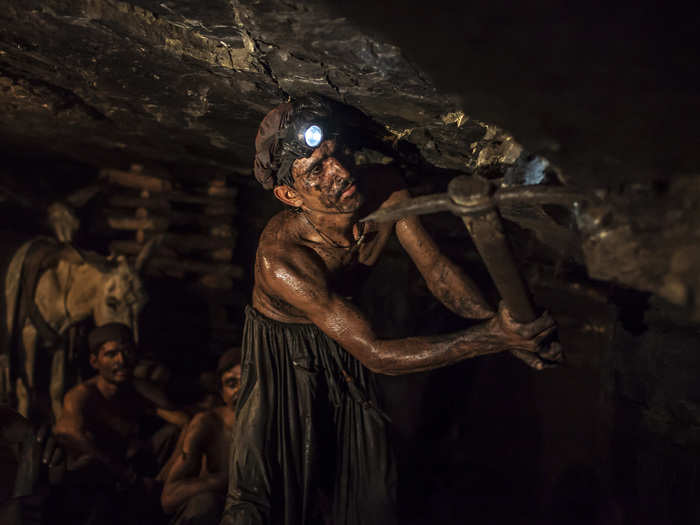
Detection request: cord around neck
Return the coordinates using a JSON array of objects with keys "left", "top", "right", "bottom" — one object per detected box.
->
[{"left": 300, "top": 210, "right": 366, "bottom": 251}]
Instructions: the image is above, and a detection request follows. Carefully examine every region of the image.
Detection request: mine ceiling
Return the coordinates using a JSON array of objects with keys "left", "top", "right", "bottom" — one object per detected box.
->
[{"left": 0, "top": 0, "right": 699, "bottom": 319}]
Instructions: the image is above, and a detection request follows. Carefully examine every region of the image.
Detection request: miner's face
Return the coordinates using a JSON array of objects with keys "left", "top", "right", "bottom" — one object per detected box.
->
[
  {"left": 220, "top": 364, "right": 242, "bottom": 409},
  {"left": 90, "top": 340, "right": 135, "bottom": 384},
  {"left": 289, "top": 139, "right": 363, "bottom": 213}
]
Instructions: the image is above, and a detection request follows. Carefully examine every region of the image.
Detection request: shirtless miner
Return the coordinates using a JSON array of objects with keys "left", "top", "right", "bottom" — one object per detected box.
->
[
  {"left": 221, "top": 95, "right": 558, "bottom": 525},
  {"left": 53, "top": 323, "right": 188, "bottom": 524},
  {"left": 161, "top": 348, "right": 242, "bottom": 524}
]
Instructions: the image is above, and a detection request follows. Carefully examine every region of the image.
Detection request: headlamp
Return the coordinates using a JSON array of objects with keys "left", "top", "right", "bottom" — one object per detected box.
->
[
  {"left": 302, "top": 125, "right": 323, "bottom": 148},
  {"left": 273, "top": 96, "right": 343, "bottom": 185}
]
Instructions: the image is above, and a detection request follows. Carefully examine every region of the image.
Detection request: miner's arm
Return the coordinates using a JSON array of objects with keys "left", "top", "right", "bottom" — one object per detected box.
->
[
  {"left": 155, "top": 407, "right": 189, "bottom": 427},
  {"left": 259, "top": 243, "right": 553, "bottom": 376},
  {"left": 134, "top": 379, "right": 190, "bottom": 427},
  {"left": 53, "top": 386, "right": 134, "bottom": 481},
  {"left": 391, "top": 188, "right": 552, "bottom": 369},
  {"left": 395, "top": 205, "right": 495, "bottom": 320},
  {"left": 161, "top": 413, "right": 226, "bottom": 514},
  {"left": 374, "top": 173, "right": 493, "bottom": 320}
]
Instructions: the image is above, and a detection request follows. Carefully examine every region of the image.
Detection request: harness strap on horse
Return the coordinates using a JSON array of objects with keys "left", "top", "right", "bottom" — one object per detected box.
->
[
  {"left": 29, "top": 303, "right": 63, "bottom": 348},
  {"left": 20, "top": 239, "right": 66, "bottom": 345},
  {"left": 9, "top": 239, "right": 67, "bottom": 390}
]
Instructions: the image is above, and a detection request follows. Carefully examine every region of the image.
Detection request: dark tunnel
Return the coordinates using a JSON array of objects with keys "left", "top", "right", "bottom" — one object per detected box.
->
[{"left": 1, "top": 1, "right": 699, "bottom": 524}]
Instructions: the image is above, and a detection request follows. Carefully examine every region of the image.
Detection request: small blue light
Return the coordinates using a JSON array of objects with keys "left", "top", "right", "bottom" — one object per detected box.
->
[{"left": 304, "top": 125, "right": 323, "bottom": 148}]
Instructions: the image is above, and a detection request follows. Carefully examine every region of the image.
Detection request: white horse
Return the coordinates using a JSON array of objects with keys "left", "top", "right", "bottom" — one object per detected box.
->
[{"left": 2, "top": 238, "right": 157, "bottom": 421}]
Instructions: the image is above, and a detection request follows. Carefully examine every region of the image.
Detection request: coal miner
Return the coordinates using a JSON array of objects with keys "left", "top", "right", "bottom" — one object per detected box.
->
[
  {"left": 222, "top": 96, "right": 557, "bottom": 525},
  {"left": 53, "top": 323, "right": 188, "bottom": 524},
  {"left": 161, "top": 348, "right": 242, "bottom": 524}
]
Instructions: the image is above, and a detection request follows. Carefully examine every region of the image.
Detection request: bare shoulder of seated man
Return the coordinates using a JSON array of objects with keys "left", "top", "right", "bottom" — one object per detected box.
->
[
  {"left": 161, "top": 350, "right": 241, "bottom": 522},
  {"left": 54, "top": 324, "right": 187, "bottom": 482}
]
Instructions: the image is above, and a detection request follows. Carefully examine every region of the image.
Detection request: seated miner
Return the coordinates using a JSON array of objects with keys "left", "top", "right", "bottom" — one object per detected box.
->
[
  {"left": 52, "top": 323, "right": 188, "bottom": 524},
  {"left": 222, "top": 95, "right": 560, "bottom": 525},
  {"left": 161, "top": 348, "right": 242, "bottom": 524}
]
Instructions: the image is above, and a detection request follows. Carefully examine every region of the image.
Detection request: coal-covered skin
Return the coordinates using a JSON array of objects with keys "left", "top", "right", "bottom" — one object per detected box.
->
[
  {"left": 289, "top": 139, "right": 364, "bottom": 215},
  {"left": 253, "top": 134, "right": 556, "bottom": 373},
  {"left": 53, "top": 335, "right": 189, "bottom": 493},
  {"left": 90, "top": 341, "right": 135, "bottom": 385},
  {"left": 160, "top": 364, "right": 240, "bottom": 515},
  {"left": 219, "top": 365, "right": 241, "bottom": 410}
]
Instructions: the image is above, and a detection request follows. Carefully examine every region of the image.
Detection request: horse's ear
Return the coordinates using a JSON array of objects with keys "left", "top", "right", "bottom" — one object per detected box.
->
[
  {"left": 57, "top": 245, "right": 85, "bottom": 264},
  {"left": 134, "top": 235, "right": 164, "bottom": 272}
]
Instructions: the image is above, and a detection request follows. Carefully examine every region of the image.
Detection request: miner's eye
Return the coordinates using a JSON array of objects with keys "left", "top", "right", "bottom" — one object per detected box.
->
[
  {"left": 106, "top": 297, "right": 120, "bottom": 310},
  {"left": 310, "top": 163, "right": 323, "bottom": 175}
]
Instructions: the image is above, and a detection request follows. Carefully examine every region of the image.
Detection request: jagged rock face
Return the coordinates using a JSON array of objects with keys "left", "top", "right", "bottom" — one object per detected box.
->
[
  {"left": 5, "top": 0, "right": 695, "bottom": 186},
  {"left": 0, "top": 0, "right": 488, "bottom": 175},
  {"left": 1, "top": 0, "right": 697, "bottom": 179},
  {"left": 0, "top": 0, "right": 277, "bottom": 172},
  {"left": 329, "top": 1, "right": 699, "bottom": 186}
]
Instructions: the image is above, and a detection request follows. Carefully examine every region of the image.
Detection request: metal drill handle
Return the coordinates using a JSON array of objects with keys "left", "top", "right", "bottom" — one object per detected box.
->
[{"left": 449, "top": 176, "right": 537, "bottom": 323}]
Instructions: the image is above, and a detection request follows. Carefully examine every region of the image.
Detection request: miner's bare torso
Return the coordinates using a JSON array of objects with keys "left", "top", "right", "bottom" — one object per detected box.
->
[
  {"left": 77, "top": 379, "right": 149, "bottom": 462},
  {"left": 200, "top": 407, "right": 233, "bottom": 474},
  {"left": 252, "top": 165, "right": 404, "bottom": 324}
]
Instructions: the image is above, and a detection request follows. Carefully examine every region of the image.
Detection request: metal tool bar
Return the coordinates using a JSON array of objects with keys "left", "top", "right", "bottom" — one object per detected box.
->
[{"left": 448, "top": 176, "right": 537, "bottom": 323}]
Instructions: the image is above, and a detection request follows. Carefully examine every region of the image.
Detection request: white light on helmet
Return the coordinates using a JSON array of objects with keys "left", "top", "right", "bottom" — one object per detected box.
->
[{"left": 303, "top": 125, "right": 323, "bottom": 148}]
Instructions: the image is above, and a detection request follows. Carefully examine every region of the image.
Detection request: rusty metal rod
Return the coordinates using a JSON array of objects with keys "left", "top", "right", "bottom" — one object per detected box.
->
[
  {"left": 449, "top": 176, "right": 537, "bottom": 323},
  {"left": 460, "top": 209, "right": 536, "bottom": 323}
]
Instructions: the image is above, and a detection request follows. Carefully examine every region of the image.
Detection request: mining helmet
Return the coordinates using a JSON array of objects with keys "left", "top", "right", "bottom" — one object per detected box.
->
[{"left": 274, "top": 97, "right": 342, "bottom": 185}]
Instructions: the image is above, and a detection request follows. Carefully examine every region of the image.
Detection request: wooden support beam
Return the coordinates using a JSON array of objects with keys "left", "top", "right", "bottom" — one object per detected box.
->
[
  {"left": 110, "top": 243, "right": 242, "bottom": 278},
  {"left": 110, "top": 234, "right": 235, "bottom": 256},
  {"left": 108, "top": 195, "right": 171, "bottom": 210},
  {"left": 170, "top": 190, "right": 238, "bottom": 203},
  {"left": 109, "top": 192, "right": 237, "bottom": 209},
  {"left": 106, "top": 214, "right": 169, "bottom": 231},
  {"left": 101, "top": 168, "right": 173, "bottom": 192},
  {"left": 210, "top": 224, "right": 235, "bottom": 238},
  {"left": 165, "top": 233, "right": 237, "bottom": 251},
  {"left": 199, "top": 273, "right": 234, "bottom": 289},
  {"left": 203, "top": 202, "right": 237, "bottom": 216},
  {"left": 210, "top": 248, "right": 233, "bottom": 262},
  {"left": 147, "top": 257, "right": 244, "bottom": 279},
  {"left": 105, "top": 208, "right": 233, "bottom": 229}
]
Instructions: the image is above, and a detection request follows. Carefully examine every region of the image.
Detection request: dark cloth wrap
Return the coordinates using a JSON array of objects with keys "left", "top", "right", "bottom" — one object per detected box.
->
[
  {"left": 253, "top": 103, "right": 293, "bottom": 189},
  {"left": 222, "top": 306, "right": 397, "bottom": 525},
  {"left": 88, "top": 323, "right": 134, "bottom": 354}
]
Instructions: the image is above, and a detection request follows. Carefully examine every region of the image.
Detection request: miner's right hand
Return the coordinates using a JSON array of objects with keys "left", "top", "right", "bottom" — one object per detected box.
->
[
  {"left": 493, "top": 302, "right": 556, "bottom": 350},
  {"left": 493, "top": 301, "right": 564, "bottom": 369}
]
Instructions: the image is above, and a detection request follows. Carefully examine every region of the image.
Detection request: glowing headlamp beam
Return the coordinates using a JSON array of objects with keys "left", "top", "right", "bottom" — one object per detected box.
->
[{"left": 303, "top": 125, "right": 323, "bottom": 148}]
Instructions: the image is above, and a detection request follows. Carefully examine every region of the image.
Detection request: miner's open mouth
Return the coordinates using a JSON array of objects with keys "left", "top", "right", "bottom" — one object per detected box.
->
[{"left": 340, "top": 184, "right": 357, "bottom": 200}]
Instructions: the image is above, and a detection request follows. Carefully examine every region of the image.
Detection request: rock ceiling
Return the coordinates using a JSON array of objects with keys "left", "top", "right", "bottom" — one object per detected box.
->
[
  {"left": 0, "top": 0, "right": 699, "bottom": 319},
  {"left": 1, "top": 0, "right": 482, "bottom": 176}
]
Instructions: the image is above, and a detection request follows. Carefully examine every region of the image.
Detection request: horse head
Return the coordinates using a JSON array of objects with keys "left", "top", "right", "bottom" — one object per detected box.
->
[{"left": 90, "top": 237, "right": 160, "bottom": 341}]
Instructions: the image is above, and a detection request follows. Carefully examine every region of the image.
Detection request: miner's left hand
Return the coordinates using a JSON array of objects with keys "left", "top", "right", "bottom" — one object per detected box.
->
[
  {"left": 496, "top": 302, "right": 564, "bottom": 370},
  {"left": 496, "top": 302, "right": 554, "bottom": 339}
]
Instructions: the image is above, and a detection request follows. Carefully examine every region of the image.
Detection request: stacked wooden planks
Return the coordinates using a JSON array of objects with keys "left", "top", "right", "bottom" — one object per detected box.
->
[{"left": 102, "top": 164, "right": 243, "bottom": 290}]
